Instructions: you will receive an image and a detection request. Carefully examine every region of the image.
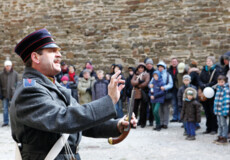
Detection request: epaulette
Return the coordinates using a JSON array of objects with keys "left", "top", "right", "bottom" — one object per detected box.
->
[{"left": 23, "top": 78, "right": 36, "bottom": 87}]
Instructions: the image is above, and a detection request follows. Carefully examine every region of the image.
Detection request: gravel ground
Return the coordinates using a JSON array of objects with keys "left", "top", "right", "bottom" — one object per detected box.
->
[{"left": 0, "top": 113, "right": 229, "bottom": 160}]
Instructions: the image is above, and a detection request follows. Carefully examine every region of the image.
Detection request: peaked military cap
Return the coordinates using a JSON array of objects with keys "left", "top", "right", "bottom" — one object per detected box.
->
[{"left": 15, "top": 28, "right": 60, "bottom": 62}]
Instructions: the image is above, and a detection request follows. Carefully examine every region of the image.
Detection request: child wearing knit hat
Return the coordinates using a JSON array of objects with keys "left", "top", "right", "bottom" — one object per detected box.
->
[
  {"left": 60, "top": 75, "right": 70, "bottom": 89},
  {"left": 181, "top": 87, "right": 201, "bottom": 141}
]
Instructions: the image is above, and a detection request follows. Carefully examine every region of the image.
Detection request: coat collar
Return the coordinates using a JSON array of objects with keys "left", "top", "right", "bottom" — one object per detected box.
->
[{"left": 23, "top": 67, "right": 70, "bottom": 105}]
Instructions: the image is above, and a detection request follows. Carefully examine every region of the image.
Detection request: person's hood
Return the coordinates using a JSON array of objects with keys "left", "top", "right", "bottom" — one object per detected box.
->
[
  {"left": 157, "top": 61, "right": 167, "bottom": 69},
  {"left": 153, "top": 70, "right": 161, "bottom": 79},
  {"left": 188, "top": 67, "right": 200, "bottom": 74},
  {"left": 128, "top": 67, "right": 135, "bottom": 72},
  {"left": 135, "top": 63, "right": 147, "bottom": 73},
  {"left": 183, "top": 87, "right": 197, "bottom": 101},
  {"left": 114, "top": 64, "right": 123, "bottom": 71},
  {"left": 220, "top": 51, "right": 230, "bottom": 66}
]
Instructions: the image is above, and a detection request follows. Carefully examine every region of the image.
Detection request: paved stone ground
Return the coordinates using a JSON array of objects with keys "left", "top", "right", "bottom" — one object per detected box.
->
[{"left": 0, "top": 113, "right": 229, "bottom": 160}]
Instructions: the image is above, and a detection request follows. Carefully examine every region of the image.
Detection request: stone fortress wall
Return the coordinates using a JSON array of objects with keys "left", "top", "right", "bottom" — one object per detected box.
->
[{"left": 0, "top": 0, "right": 230, "bottom": 75}]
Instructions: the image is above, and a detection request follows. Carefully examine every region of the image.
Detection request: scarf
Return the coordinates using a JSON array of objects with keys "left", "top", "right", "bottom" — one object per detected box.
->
[{"left": 68, "top": 72, "right": 75, "bottom": 82}]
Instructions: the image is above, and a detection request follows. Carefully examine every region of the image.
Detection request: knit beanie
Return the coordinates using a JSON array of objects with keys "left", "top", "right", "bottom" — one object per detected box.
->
[
  {"left": 4, "top": 60, "right": 12, "bottom": 66},
  {"left": 207, "top": 56, "right": 216, "bottom": 64},
  {"left": 86, "top": 64, "right": 93, "bottom": 70},
  {"left": 145, "top": 58, "right": 154, "bottom": 65},
  {"left": 61, "top": 75, "right": 69, "bottom": 82},
  {"left": 183, "top": 74, "right": 191, "bottom": 81}
]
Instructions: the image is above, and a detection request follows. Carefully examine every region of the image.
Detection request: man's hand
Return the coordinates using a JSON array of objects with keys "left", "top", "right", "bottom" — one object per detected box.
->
[
  {"left": 117, "top": 113, "right": 137, "bottom": 133},
  {"left": 151, "top": 96, "right": 154, "bottom": 100},
  {"left": 108, "top": 70, "right": 125, "bottom": 104},
  {"left": 161, "top": 86, "right": 165, "bottom": 91}
]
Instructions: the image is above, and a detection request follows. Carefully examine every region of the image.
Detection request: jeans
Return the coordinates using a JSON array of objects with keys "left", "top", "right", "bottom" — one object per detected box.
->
[
  {"left": 217, "top": 115, "right": 228, "bottom": 138},
  {"left": 186, "top": 122, "right": 196, "bottom": 136},
  {"left": 172, "top": 89, "right": 179, "bottom": 120},
  {"left": 3, "top": 98, "right": 10, "bottom": 125},
  {"left": 115, "top": 99, "right": 124, "bottom": 118}
]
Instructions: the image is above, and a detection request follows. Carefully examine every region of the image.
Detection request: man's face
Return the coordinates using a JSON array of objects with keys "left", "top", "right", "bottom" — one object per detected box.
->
[
  {"left": 61, "top": 64, "right": 68, "bottom": 71},
  {"left": 146, "top": 63, "right": 153, "bottom": 70},
  {"left": 171, "top": 59, "right": 178, "bottom": 67},
  {"left": 38, "top": 48, "right": 62, "bottom": 77},
  {"left": 5, "top": 65, "right": 12, "bottom": 72}
]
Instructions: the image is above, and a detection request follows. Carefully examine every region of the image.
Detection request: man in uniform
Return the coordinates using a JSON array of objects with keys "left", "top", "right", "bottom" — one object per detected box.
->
[{"left": 10, "top": 28, "right": 136, "bottom": 160}]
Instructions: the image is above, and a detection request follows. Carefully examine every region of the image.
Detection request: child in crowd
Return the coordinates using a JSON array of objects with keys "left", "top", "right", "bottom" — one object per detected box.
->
[
  {"left": 177, "top": 75, "right": 198, "bottom": 134},
  {"left": 60, "top": 75, "right": 70, "bottom": 89},
  {"left": 213, "top": 75, "right": 230, "bottom": 145},
  {"left": 148, "top": 70, "right": 165, "bottom": 131},
  {"left": 92, "top": 70, "right": 108, "bottom": 101},
  {"left": 181, "top": 87, "right": 201, "bottom": 140}
]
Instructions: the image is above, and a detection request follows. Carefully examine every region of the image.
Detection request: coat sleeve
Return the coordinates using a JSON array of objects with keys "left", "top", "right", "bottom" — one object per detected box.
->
[
  {"left": 12, "top": 84, "right": 117, "bottom": 134},
  {"left": 177, "top": 88, "right": 183, "bottom": 107},
  {"left": 131, "top": 74, "right": 139, "bottom": 87},
  {"left": 138, "top": 73, "right": 150, "bottom": 89},
  {"left": 82, "top": 119, "right": 120, "bottom": 138},
  {"left": 164, "top": 73, "right": 173, "bottom": 91},
  {"left": 195, "top": 102, "right": 201, "bottom": 123},
  {"left": 180, "top": 102, "right": 185, "bottom": 121}
]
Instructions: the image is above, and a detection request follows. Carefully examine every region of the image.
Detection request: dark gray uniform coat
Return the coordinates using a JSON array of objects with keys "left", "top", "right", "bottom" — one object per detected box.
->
[{"left": 10, "top": 67, "right": 120, "bottom": 160}]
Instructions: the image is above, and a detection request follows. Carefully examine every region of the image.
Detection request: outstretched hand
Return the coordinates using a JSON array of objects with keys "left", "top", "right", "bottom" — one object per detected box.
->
[
  {"left": 117, "top": 113, "right": 137, "bottom": 133},
  {"left": 108, "top": 70, "right": 125, "bottom": 104}
]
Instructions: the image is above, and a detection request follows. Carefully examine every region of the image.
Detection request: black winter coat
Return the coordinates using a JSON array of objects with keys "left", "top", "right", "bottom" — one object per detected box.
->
[
  {"left": 167, "top": 66, "right": 178, "bottom": 90},
  {"left": 199, "top": 65, "right": 222, "bottom": 90}
]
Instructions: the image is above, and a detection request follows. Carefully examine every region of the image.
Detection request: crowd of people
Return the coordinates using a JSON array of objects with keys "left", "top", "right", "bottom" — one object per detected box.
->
[
  {"left": 1, "top": 53, "right": 230, "bottom": 145},
  {"left": 52, "top": 55, "right": 230, "bottom": 144}
]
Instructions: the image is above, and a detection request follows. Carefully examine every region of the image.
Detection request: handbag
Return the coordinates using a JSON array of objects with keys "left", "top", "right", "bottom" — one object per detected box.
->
[
  {"left": 164, "top": 72, "right": 173, "bottom": 100},
  {"left": 165, "top": 91, "right": 173, "bottom": 100}
]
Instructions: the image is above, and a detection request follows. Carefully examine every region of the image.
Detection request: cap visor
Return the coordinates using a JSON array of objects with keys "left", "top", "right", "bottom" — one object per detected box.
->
[{"left": 41, "top": 43, "right": 60, "bottom": 49}]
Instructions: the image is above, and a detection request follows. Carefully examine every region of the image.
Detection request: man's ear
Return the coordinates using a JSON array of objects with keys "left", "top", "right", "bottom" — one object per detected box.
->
[{"left": 31, "top": 52, "right": 40, "bottom": 64}]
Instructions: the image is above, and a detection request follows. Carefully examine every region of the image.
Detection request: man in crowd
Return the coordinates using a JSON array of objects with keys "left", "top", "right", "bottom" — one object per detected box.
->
[
  {"left": 0, "top": 59, "right": 18, "bottom": 127},
  {"left": 10, "top": 28, "right": 136, "bottom": 159}
]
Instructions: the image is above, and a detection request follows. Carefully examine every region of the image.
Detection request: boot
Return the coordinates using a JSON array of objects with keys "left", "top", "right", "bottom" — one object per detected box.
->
[
  {"left": 188, "top": 136, "right": 196, "bottom": 140},
  {"left": 213, "top": 136, "right": 222, "bottom": 144},
  {"left": 153, "top": 125, "right": 161, "bottom": 131},
  {"left": 216, "top": 137, "right": 228, "bottom": 145}
]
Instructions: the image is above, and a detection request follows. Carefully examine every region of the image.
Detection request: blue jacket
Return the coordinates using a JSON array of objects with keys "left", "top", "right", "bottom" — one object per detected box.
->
[
  {"left": 148, "top": 71, "right": 165, "bottom": 104},
  {"left": 214, "top": 83, "right": 230, "bottom": 116},
  {"left": 150, "top": 61, "right": 173, "bottom": 91}
]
